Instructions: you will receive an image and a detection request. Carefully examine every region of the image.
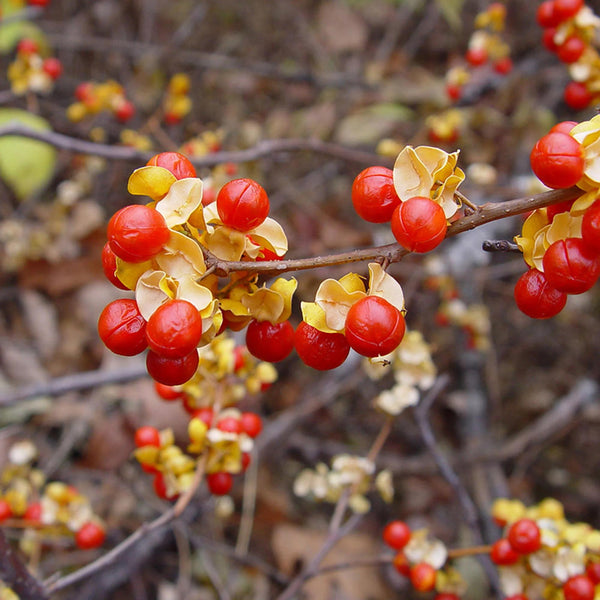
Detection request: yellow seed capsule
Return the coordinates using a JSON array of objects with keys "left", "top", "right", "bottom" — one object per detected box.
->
[
  {"left": 537, "top": 497, "right": 565, "bottom": 521},
  {"left": 66, "top": 102, "right": 87, "bottom": 123},
  {"left": 168, "top": 73, "right": 191, "bottom": 96},
  {"left": 188, "top": 418, "right": 208, "bottom": 444}
]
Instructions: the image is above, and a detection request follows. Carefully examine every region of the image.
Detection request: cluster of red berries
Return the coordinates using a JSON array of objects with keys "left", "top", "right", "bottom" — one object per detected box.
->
[
  {"left": 14, "top": 38, "right": 62, "bottom": 79},
  {"left": 0, "top": 497, "right": 105, "bottom": 550},
  {"left": 445, "top": 2, "right": 512, "bottom": 102},
  {"left": 383, "top": 520, "right": 454, "bottom": 597},
  {"left": 536, "top": 0, "right": 597, "bottom": 110},
  {"left": 244, "top": 293, "right": 405, "bottom": 370},
  {"left": 352, "top": 166, "right": 448, "bottom": 254},
  {"left": 492, "top": 517, "right": 600, "bottom": 600},
  {"left": 99, "top": 154, "right": 198, "bottom": 385},
  {"left": 68, "top": 80, "right": 136, "bottom": 123},
  {"left": 515, "top": 121, "right": 600, "bottom": 319},
  {"left": 134, "top": 408, "right": 262, "bottom": 498}
]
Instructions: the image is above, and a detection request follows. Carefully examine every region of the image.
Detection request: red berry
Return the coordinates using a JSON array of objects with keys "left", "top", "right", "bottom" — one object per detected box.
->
[
  {"left": 241, "top": 452, "right": 251, "bottom": 471},
  {"left": 563, "top": 575, "right": 595, "bottom": 600},
  {"left": 543, "top": 238, "right": 600, "bottom": 294},
  {"left": 507, "top": 518, "right": 541, "bottom": 554},
  {"left": 245, "top": 319, "right": 294, "bottom": 363},
  {"left": 391, "top": 196, "right": 447, "bottom": 253},
  {"left": 42, "top": 57, "right": 62, "bottom": 80},
  {"left": 146, "top": 152, "right": 196, "bottom": 180},
  {"left": 107, "top": 204, "right": 170, "bottom": 263},
  {"left": 465, "top": 47, "right": 488, "bottom": 67},
  {"left": 24, "top": 502, "right": 42, "bottom": 523},
  {"left": 529, "top": 132, "right": 584, "bottom": 189},
  {"left": 542, "top": 28, "right": 560, "bottom": 53},
  {"left": 0, "top": 500, "right": 12, "bottom": 523},
  {"left": 191, "top": 407, "right": 214, "bottom": 427},
  {"left": 28, "top": 0, "right": 50, "bottom": 5},
  {"left": 134, "top": 426, "right": 161, "bottom": 448},
  {"left": 410, "top": 562, "right": 437, "bottom": 592},
  {"left": 240, "top": 412, "right": 263, "bottom": 438},
  {"left": 553, "top": 0, "right": 584, "bottom": 23},
  {"left": 549, "top": 121, "right": 578, "bottom": 135},
  {"left": 547, "top": 199, "right": 575, "bottom": 221},
  {"left": 101, "top": 242, "right": 129, "bottom": 290},
  {"left": 206, "top": 472, "right": 233, "bottom": 495},
  {"left": 164, "top": 112, "right": 182, "bottom": 126},
  {"left": 115, "top": 100, "right": 135, "bottom": 123},
  {"left": 564, "top": 81, "right": 593, "bottom": 110},
  {"left": 75, "top": 522, "right": 106, "bottom": 550},
  {"left": 75, "top": 82, "right": 94, "bottom": 102},
  {"left": 382, "top": 520, "right": 411, "bottom": 550},
  {"left": 446, "top": 83, "right": 462, "bottom": 102},
  {"left": 581, "top": 200, "right": 600, "bottom": 254},
  {"left": 351, "top": 166, "right": 401, "bottom": 223},
  {"left": 153, "top": 472, "right": 179, "bottom": 501},
  {"left": 493, "top": 56, "right": 513, "bottom": 75},
  {"left": 392, "top": 552, "right": 411, "bottom": 577},
  {"left": 146, "top": 349, "right": 199, "bottom": 386},
  {"left": 537, "top": 0, "right": 561, "bottom": 27},
  {"left": 17, "top": 38, "right": 39, "bottom": 55},
  {"left": 557, "top": 35, "right": 586, "bottom": 64},
  {"left": 514, "top": 269, "right": 567, "bottom": 319},
  {"left": 434, "top": 595, "right": 460, "bottom": 600},
  {"left": 294, "top": 321, "right": 350, "bottom": 370},
  {"left": 216, "top": 178, "right": 270, "bottom": 232},
  {"left": 586, "top": 561, "right": 600, "bottom": 584},
  {"left": 98, "top": 299, "right": 147, "bottom": 356},
  {"left": 490, "top": 538, "right": 520, "bottom": 565},
  {"left": 505, "top": 596, "right": 529, "bottom": 600},
  {"left": 344, "top": 295, "right": 405, "bottom": 358},
  {"left": 217, "top": 416, "right": 242, "bottom": 434},
  {"left": 154, "top": 381, "right": 184, "bottom": 401},
  {"left": 146, "top": 299, "right": 203, "bottom": 359}
]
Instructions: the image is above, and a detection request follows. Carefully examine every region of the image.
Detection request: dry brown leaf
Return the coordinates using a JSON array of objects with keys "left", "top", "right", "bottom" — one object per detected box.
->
[{"left": 272, "top": 523, "right": 388, "bottom": 599}]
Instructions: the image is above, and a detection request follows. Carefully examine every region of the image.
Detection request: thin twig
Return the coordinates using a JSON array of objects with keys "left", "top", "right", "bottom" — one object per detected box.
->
[
  {"left": 0, "top": 363, "right": 148, "bottom": 406},
  {"left": 45, "top": 455, "right": 207, "bottom": 594},
  {"left": 0, "top": 529, "right": 48, "bottom": 600},
  {"left": 275, "top": 513, "right": 363, "bottom": 600},
  {"left": 482, "top": 240, "right": 521, "bottom": 252},
  {"left": 235, "top": 450, "right": 259, "bottom": 556},
  {"left": 413, "top": 375, "right": 502, "bottom": 598},
  {"left": 206, "top": 186, "right": 582, "bottom": 277},
  {"left": 0, "top": 124, "right": 382, "bottom": 167}
]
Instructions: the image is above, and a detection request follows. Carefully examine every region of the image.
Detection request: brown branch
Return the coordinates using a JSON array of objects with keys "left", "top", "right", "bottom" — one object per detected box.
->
[
  {"left": 275, "top": 513, "right": 364, "bottom": 600},
  {"left": 0, "top": 124, "right": 382, "bottom": 167},
  {"left": 208, "top": 186, "right": 582, "bottom": 277},
  {"left": 482, "top": 240, "right": 521, "bottom": 252},
  {"left": 0, "top": 529, "right": 48, "bottom": 600},
  {"left": 0, "top": 363, "right": 148, "bottom": 406},
  {"left": 45, "top": 456, "right": 207, "bottom": 595}
]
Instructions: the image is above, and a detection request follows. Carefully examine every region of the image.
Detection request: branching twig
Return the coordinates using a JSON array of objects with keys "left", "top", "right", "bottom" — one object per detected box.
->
[
  {"left": 0, "top": 529, "right": 48, "bottom": 600},
  {"left": 206, "top": 186, "right": 581, "bottom": 277},
  {"left": 45, "top": 456, "right": 207, "bottom": 594},
  {"left": 413, "top": 375, "right": 501, "bottom": 597},
  {"left": 0, "top": 124, "right": 382, "bottom": 167},
  {"left": 275, "top": 513, "right": 364, "bottom": 600}
]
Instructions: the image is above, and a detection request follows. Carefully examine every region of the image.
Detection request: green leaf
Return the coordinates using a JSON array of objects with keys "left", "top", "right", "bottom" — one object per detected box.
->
[
  {"left": 0, "top": 20, "right": 46, "bottom": 54},
  {"left": 0, "top": 108, "right": 56, "bottom": 200}
]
